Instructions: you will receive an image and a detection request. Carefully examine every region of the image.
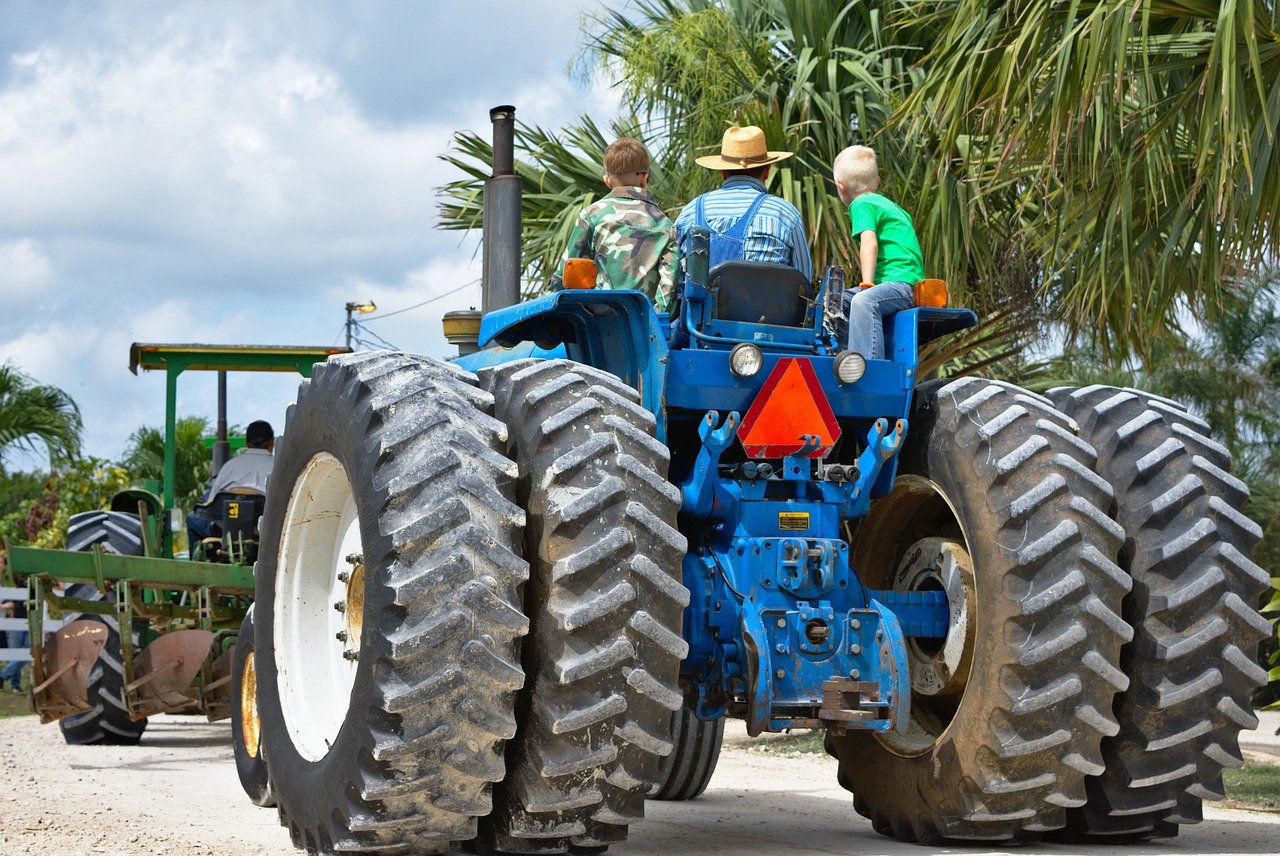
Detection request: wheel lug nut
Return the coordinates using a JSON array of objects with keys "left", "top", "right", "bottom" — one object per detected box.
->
[
  {"left": 343, "top": 650, "right": 358, "bottom": 661},
  {"left": 334, "top": 601, "right": 346, "bottom": 612},
  {"left": 337, "top": 571, "right": 349, "bottom": 583},
  {"left": 336, "top": 631, "right": 347, "bottom": 642},
  {"left": 345, "top": 553, "right": 362, "bottom": 566}
]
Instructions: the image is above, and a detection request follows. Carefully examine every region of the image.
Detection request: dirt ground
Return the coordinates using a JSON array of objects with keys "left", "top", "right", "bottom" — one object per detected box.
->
[{"left": 2, "top": 713, "right": 1278, "bottom": 856}]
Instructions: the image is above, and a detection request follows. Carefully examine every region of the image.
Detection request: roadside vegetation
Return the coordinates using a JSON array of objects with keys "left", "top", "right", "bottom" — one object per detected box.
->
[
  {"left": 1223, "top": 763, "right": 1280, "bottom": 814},
  {"left": 0, "top": 690, "right": 29, "bottom": 719},
  {"left": 0, "top": 372, "right": 213, "bottom": 575}
]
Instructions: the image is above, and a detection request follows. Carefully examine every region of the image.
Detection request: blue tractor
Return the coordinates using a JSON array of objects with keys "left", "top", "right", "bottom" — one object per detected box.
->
[{"left": 242, "top": 107, "right": 1270, "bottom": 854}]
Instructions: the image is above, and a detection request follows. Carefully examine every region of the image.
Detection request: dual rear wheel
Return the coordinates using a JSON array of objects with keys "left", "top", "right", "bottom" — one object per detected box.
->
[
  {"left": 834, "top": 379, "right": 1269, "bottom": 844},
  {"left": 247, "top": 354, "right": 683, "bottom": 855}
]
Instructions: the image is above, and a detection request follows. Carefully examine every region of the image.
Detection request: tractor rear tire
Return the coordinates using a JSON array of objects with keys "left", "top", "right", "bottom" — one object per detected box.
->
[
  {"left": 59, "top": 509, "right": 148, "bottom": 746},
  {"left": 66, "top": 510, "right": 143, "bottom": 554},
  {"left": 833, "top": 377, "right": 1132, "bottom": 843},
  {"left": 480, "top": 360, "right": 687, "bottom": 853},
  {"left": 1047, "top": 386, "right": 1271, "bottom": 841},
  {"left": 650, "top": 706, "right": 723, "bottom": 801},
  {"left": 253, "top": 352, "right": 529, "bottom": 855},
  {"left": 232, "top": 609, "right": 274, "bottom": 807}
]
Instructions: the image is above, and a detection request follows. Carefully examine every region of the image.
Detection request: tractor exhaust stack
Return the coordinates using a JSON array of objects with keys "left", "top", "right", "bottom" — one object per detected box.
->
[{"left": 482, "top": 104, "right": 521, "bottom": 314}]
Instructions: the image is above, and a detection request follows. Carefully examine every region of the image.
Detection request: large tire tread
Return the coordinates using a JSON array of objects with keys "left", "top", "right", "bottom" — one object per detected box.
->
[
  {"left": 66, "top": 510, "right": 143, "bottom": 555},
  {"left": 480, "top": 359, "right": 687, "bottom": 853},
  {"left": 1048, "top": 385, "right": 1270, "bottom": 840},
  {"left": 258, "top": 352, "right": 529, "bottom": 854},
  {"left": 834, "top": 377, "right": 1131, "bottom": 843},
  {"left": 650, "top": 708, "right": 723, "bottom": 801},
  {"left": 59, "top": 515, "right": 148, "bottom": 746}
]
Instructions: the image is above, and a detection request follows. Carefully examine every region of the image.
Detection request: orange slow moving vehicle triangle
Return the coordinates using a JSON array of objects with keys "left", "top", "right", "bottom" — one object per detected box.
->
[{"left": 737, "top": 358, "right": 841, "bottom": 459}]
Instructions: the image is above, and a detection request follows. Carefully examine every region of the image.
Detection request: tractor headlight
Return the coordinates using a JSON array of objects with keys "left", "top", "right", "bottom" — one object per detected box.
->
[
  {"left": 729, "top": 343, "right": 764, "bottom": 378},
  {"left": 833, "top": 350, "right": 867, "bottom": 384}
]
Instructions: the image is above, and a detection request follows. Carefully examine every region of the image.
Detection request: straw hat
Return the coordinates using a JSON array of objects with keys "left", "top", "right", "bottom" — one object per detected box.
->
[{"left": 695, "top": 126, "right": 794, "bottom": 170}]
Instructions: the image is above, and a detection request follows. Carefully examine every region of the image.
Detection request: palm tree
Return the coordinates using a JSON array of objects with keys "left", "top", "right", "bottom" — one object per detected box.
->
[
  {"left": 1150, "top": 279, "right": 1280, "bottom": 466},
  {"left": 440, "top": 1, "right": 1027, "bottom": 314},
  {"left": 0, "top": 363, "right": 82, "bottom": 469},
  {"left": 896, "top": 0, "right": 1280, "bottom": 354},
  {"left": 439, "top": 0, "right": 1280, "bottom": 361},
  {"left": 120, "top": 417, "right": 212, "bottom": 511}
]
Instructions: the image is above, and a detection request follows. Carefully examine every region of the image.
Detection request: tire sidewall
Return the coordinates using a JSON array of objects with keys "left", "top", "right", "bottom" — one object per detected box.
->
[{"left": 253, "top": 370, "right": 391, "bottom": 827}]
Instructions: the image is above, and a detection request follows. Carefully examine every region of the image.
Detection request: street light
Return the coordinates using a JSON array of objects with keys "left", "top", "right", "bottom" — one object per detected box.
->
[{"left": 344, "top": 300, "right": 377, "bottom": 349}]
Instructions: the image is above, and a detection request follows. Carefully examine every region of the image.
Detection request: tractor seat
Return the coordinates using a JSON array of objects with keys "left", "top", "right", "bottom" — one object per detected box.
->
[
  {"left": 192, "top": 490, "right": 266, "bottom": 539},
  {"left": 196, "top": 490, "right": 265, "bottom": 564},
  {"left": 710, "top": 261, "right": 810, "bottom": 328}
]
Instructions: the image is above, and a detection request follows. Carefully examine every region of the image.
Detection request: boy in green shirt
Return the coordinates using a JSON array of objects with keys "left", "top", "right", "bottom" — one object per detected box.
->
[{"left": 832, "top": 145, "right": 924, "bottom": 360}]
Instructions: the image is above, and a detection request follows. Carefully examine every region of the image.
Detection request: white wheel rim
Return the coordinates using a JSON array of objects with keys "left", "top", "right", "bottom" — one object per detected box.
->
[{"left": 274, "top": 452, "right": 362, "bottom": 762}]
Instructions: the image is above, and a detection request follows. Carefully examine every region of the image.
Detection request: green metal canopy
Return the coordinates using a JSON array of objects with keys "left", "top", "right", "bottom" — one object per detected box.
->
[
  {"left": 129, "top": 343, "right": 349, "bottom": 376},
  {"left": 127, "top": 343, "right": 351, "bottom": 544}
]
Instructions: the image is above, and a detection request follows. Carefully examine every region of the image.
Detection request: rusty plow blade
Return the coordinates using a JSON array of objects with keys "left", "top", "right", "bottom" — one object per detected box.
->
[
  {"left": 33, "top": 619, "right": 108, "bottom": 724},
  {"left": 131, "top": 629, "right": 213, "bottom": 717}
]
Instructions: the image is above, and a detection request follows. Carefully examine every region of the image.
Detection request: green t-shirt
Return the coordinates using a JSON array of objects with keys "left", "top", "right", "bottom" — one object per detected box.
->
[{"left": 848, "top": 193, "right": 925, "bottom": 284}]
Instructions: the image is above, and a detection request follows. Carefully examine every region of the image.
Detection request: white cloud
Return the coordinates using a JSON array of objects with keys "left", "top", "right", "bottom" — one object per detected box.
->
[
  {"left": 0, "top": 238, "right": 54, "bottom": 298},
  {"left": 0, "top": 2, "right": 617, "bottom": 461}
]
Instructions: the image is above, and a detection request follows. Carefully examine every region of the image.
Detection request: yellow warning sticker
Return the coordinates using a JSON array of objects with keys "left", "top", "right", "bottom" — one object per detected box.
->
[{"left": 778, "top": 512, "right": 810, "bottom": 531}]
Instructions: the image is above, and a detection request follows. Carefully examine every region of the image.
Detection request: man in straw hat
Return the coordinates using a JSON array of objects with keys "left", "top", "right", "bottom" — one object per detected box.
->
[{"left": 674, "top": 125, "right": 812, "bottom": 282}]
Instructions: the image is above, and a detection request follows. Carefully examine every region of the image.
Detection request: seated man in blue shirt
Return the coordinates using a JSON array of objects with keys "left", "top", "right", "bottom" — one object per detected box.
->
[{"left": 674, "top": 126, "right": 812, "bottom": 281}]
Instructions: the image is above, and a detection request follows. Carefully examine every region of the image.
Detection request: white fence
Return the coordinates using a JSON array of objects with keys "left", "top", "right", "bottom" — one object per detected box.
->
[{"left": 0, "top": 586, "right": 66, "bottom": 662}]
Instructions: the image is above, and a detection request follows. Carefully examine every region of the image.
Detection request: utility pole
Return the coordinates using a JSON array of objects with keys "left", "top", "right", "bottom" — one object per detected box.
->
[{"left": 345, "top": 300, "right": 377, "bottom": 349}]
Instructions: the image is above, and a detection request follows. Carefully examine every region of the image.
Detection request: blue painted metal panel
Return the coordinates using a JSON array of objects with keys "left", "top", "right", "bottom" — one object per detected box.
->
[
  {"left": 452, "top": 342, "right": 565, "bottom": 373},
  {"left": 458, "top": 266, "right": 977, "bottom": 736},
  {"left": 665, "top": 349, "right": 912, "bottom": 420},
  {"left": 675, "top": 420, "right": 928, "bottom": 732},
  {"left": 473, "top": 289, "right": 669, "bottom": 439},
  {"left": 869, "top": 589, "right": 949, "bottom": 639}
]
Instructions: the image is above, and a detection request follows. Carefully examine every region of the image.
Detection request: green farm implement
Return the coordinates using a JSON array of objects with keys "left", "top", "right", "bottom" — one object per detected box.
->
[{"left": 4, "top": 343, "right": 345, "bottom": 745}]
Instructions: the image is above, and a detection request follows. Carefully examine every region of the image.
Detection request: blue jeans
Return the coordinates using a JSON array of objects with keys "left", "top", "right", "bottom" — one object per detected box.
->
[
  {"left": 846, "top": 281, "right": 915, "bottom": 361},
  {"left": 187, "top": 510, "right": 217, "bottom": 545},
  {"left": 2, "top": 631, "right": 29, "bottom": 689}
]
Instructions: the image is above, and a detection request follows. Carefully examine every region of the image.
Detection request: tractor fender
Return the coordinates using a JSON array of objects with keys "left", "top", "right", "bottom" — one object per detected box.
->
[{"left": 475, "top": 290, "right": 670, "bottom": 436}]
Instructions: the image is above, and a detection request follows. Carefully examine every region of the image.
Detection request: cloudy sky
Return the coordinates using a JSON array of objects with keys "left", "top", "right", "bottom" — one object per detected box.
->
[{"left": 0, "top": 0, "right": 618, "bottom": 463}]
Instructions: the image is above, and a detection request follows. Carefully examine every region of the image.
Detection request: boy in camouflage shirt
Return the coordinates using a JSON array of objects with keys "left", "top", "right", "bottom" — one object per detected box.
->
[{"left": 550, "top": 138, "right": 677, "bottom": 311}]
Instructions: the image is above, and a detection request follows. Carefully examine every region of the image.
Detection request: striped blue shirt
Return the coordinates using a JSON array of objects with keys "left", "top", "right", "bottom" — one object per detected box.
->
[{"left": 675, "top": 176, "right": 813, "bottom": 282}]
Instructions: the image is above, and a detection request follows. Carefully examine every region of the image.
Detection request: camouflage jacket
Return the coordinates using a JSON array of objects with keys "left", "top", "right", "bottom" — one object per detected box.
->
[{"left": 550, "top": 187, "right": 677, "bottom": 312}]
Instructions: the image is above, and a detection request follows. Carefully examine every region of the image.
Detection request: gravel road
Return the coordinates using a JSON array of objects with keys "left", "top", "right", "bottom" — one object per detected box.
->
[{"left": 2, "top": 713, "right": 1277, "bottom": 856}]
